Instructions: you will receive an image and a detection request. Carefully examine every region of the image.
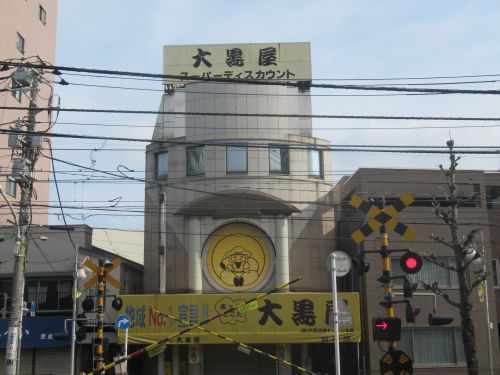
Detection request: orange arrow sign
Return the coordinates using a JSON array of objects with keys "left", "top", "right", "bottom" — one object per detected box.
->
[{"left": 83, "top": 258, "right": 121, "bottom": 289}]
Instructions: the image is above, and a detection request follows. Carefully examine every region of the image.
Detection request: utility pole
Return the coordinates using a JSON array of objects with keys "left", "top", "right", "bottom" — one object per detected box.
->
[{"left": 5, "top": 68, "right": 40, "bottom": 375}]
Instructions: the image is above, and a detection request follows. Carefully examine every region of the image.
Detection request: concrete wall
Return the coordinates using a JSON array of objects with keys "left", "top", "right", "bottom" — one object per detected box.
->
[
  {"left": 0, "top": 0, "right": 57, "bottom": 226},
  {"left": 144, "top": 82, "right": 334, "bottom": 294}
]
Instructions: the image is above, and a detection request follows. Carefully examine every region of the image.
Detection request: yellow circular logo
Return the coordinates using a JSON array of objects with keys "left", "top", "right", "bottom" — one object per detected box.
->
[{"left": 203, "top": 223, "right": 274, "bottom": 292}]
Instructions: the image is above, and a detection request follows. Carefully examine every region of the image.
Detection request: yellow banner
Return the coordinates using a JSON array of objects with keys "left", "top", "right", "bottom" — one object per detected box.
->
[{"left": 118, "top": 293, "right": 361, "bottom": 344}]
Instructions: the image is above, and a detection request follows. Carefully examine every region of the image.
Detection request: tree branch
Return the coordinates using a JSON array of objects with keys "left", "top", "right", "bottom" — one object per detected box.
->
[
  {"left": 430, "top": 234, "right": 455, "bottom": 250},
  {"left": 422, "top": 250, "right": 457, "bottom": 272},
  {"left": 420, "top": 281, "right": 461, "bottom": 308}
]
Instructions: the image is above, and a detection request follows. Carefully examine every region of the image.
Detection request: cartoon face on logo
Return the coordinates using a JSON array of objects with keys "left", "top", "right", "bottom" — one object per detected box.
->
[
  {"left": 219, "top": 246, "right": 259, "bottom": 287},
  {"left": 203, "top": 223, "right": 275, "bottom": 292}
]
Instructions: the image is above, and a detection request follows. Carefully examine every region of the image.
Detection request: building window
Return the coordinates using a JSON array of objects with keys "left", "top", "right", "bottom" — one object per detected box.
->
[
  {"left": 155, "top": 152, "right": 168, "bottom": 180},
  {"left": 16, "top": 33, "right": 25, "bottom": 54},
  {"left": 39, "top": 5, "right": 46, "bottom": 25},
  {"left": 399, "top": 328, "right": 465, "bottom": 365},
  {"left": 308, "top": 149, "right": 323, "bottom": 178},
  {"left": 25, "top": 278, "right": 72, "bottom": 311},
  {"left": 492, "top": 259, "right": 499, "bottom": 288},
  {"left": 186, "top": 146, "right": 205, "bottom": 176},
  {"left": 486, "top": 186, "right": 500, "bottom": 210},
  {"left": 226, "top": 146, "right": 247, "bottom": 173},
  {"left": 269, "top": 145, "right": 289, "bottom": 174},
  {"left": 6, "top": 178, "right": 16, "bottom": 197},
  {"left": 392, "top": 257, "right": 458, "bottom": 288}
]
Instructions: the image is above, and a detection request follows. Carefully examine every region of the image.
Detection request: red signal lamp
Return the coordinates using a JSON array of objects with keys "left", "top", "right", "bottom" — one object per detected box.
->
[{"left": 400, "top": 251, "right": 422, "bottom": 274}]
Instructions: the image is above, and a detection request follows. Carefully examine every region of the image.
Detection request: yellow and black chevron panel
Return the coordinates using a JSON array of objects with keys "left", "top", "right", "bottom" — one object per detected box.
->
[{"left": 349, "top": 193, "right": 416, "bottom": 243}]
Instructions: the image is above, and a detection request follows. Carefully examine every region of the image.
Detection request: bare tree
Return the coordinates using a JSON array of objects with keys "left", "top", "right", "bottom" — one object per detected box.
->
[{"left": 421, "top": 140, "right": 488, "bottom": 375}]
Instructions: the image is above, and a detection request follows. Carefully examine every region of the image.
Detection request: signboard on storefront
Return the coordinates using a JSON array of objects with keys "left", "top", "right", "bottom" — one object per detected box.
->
[
  {"left": 163, "top": 42, "right": 311, "bottom": 82},
  {"left": 0, "top": 316, "right": 71, "bottom": 348},
  {"left": 118, "top": 292, "right": 361, "bottom": 344}
]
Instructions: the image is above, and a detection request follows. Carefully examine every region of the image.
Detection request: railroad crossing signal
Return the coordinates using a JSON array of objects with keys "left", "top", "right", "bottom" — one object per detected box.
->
[
  {"left": 373, "top": 317, "right": 401, "bottom": 342},
  {"left": 349, "top": 193, "right": 417, "bottom": 244},
  {"left": 380, "top": 349, "right": 413, "bottom": 375},
  {"left": 83, "top": 258, "right": 121, "bottom": 289}
]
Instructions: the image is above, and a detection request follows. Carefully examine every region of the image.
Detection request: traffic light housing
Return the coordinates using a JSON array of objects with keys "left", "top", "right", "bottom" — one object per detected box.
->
[
  {"left": 428, "top": 313, "right": 453, "bottom": 326},
  {"left": 403, "top": 276, "right": 418, "bottom": 298},
  {"left": 352, "top": 253, "right": 370, "bottom": 275},
  {"left": 400, "top": 251, "right": 423, "bottom": 274},
  {"left": 372, "top": 317, "right": 401, "bottom": 341},
  {"left": 112, "top": 296, "right": 123, "bottom": 311},
  {"left": 76, "top": 326, "right": 87, "bottom": 341},
  {"left": 405, "top": 302, "right": 421, "bottom": 323},
  {"left": 82, "top": 296, "right": 94, "bottom": 312}
]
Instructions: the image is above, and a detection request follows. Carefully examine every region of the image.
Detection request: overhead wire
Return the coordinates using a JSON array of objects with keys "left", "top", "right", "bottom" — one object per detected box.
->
[{"left": 3, "top": 61, "right": 500, "bottom": 95}]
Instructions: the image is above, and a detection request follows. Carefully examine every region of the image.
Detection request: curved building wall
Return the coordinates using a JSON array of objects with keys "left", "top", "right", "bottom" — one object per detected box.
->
[{"left": 144, "top": 82, "right": 334, "bottom": 294}]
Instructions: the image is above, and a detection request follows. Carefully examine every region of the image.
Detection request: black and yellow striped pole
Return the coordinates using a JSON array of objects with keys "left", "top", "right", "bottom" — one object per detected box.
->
[
  {"left": 377, "top": 197, "right": 396, "bottom": 350},
  {"left": 94, "top": 259, "right": 106, "bottom": 372},
  {"left": 85, "top": 277, "right": 301, "bottom": 375},
  {"left": 155, "top": 309, "right": 319, "bottom": 375}
]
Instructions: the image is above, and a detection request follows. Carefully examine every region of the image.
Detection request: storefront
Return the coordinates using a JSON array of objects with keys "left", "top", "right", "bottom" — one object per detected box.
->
[
  {"left": 118, "top": 292, "right": 361, "bottom": 374},
  {"left": 0, "top": 315, "right": 71, "bottom": 374}
]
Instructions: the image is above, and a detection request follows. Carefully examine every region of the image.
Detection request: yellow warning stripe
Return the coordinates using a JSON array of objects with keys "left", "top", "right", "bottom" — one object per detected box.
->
[{"left": 154, "top": 309, "right": 317, "bottom": 375}]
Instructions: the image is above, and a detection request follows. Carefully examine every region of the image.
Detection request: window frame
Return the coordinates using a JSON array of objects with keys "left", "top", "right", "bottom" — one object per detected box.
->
[
  {"left": 155, "top": 151, "right": 168, "bottom": 180},
  {"left": 39, "top": 5, "right": 47, "bottom": 25},
  {"left": 269, "top": 145, "right": 289, "bottom": 175},
  {"left": 491, "top": 258, "right": 499, "bottom": 288},
  {"left": 226, "top": 145, "right": 248, "bottom": 174},
  {"left": 186, "top": 146, "right": 205, "bottom": 176},
  {"left": 307, "top": 148, "right": 323, "bottom": 178},
  {"left": 6, "top": 177, "right": 16, "bottom": 197},
  {"left": 400, "top": 327, "right": 465, "bottom": 365},
  {"left": 16, "top": 32, "right": 25, "bottom": 54},
  {"left": 25, "top": 277, "right": 73, "bottom": 311}
]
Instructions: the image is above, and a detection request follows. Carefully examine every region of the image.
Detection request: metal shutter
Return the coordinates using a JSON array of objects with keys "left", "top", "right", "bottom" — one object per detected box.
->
[
  {"left": 203, "top": 344, "right": 276, "bottom": 375},
  {"left": 32, "top": 348, "right": 71, "bottom": 375}
]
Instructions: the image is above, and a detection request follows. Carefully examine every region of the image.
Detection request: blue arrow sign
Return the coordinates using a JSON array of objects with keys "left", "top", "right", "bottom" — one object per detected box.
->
[{"left": 116, "top": 314, "right": 131, "bottom": 330}]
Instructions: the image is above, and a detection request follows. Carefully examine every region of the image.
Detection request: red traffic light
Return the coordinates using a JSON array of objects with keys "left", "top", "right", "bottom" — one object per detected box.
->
[{"left": 400, "top": 251, "right": 422, "bottom": 274}]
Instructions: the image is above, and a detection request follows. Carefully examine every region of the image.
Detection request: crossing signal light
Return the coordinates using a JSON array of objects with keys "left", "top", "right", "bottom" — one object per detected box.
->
[
  {"left": 76, "top": 326, "right": 87, "bottom": 341},
  {"left": 82, "top": 296, "right": 94, "bottom": 312},
  {"left": 372, "top": 317, "right": 401, "bottom": 341},
  {"left": 352, "top": 253, "right": 370, "bottom": 275},
  {"left": 400, "top": 251, "right": 422, "bottom": 274},
  {"left": 405, "top": 302, "right": 421, "bottom": 323},
  {"left": 428, "top": 313, "right": 454, "bottom": 326},
  {"left": 403, "top": 276, "right": 418, "bottom": 298}
]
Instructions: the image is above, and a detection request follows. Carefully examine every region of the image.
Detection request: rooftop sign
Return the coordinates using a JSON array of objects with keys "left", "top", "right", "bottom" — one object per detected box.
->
[{"left": 163, "top": 42, "right": 311, "bottom": 82}]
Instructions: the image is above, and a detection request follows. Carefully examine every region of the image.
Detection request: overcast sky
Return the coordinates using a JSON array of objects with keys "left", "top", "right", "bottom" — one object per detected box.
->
[{"left": 51, "top": 1, "right": 500, "bottom": 229}]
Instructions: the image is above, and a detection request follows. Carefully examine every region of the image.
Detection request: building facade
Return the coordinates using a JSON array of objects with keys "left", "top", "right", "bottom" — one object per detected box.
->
[
  {"left": 0, "top": 0, "right": 57, "bottom": 225},
  {"left": 334, "top": 168, "right": 500, "bottom": 374},
  {"left": 133, "top": 43, "right": 362, "bottom": 375},
  {"left": 0, "top": 225, "right": 143, "bottom": 375}
]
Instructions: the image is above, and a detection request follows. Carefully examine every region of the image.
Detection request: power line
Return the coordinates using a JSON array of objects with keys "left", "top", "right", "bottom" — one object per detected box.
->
[
  {"left": 3, "top": 105, "right": 500, "bottom": 123},
  {"left": 1, "top": 130, "right": 500, "bottom": 155},
  {"left": 3, "top": 61, "right": 500, "bottom": 95}
]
